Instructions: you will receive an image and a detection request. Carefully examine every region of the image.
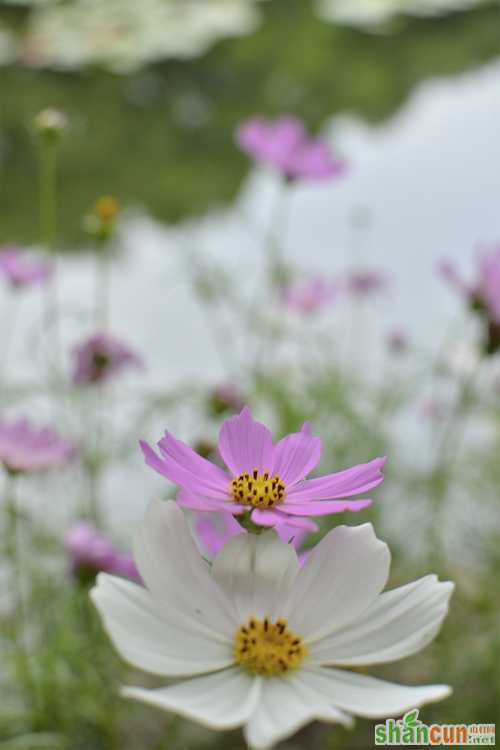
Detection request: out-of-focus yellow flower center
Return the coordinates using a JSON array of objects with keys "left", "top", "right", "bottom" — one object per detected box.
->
[
  {"left": 95, "top": 195, "right": 120, "bottom": 222},
  {"left": 230, "top": 469, "right": 285, "bottom": 508},
  {"left": 234, "top": 617, "right": 306, "bottom": 676}
]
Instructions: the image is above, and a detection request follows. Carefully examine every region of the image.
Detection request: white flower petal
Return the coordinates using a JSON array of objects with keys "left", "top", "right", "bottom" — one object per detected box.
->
[
  {"left": 309, "top": 576, "right": 454, "bottom": 666},
  {"left": 134, "top": 499, "right": 237, "bottom": 641},
  {"left": 211, "top": 529, "right": 300, "bottom": 622},
  {"left": 296, "top": 667, "right": 451, "bottom": 718},
  {"left": 244, "top": 671, "right": 353, "bottom": 750},
  {"left": 282, "top": 524, "right": 390, "bottom": 640},
  {"left": 122, "top": 667, "right": 261, "bottom": 730},
  {"left": 91, "top": 573, "right": 234, "bottom": 677}
]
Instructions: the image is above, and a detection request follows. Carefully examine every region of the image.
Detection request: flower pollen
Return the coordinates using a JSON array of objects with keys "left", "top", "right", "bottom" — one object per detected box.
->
[
  {"left": 234, "top": 617, "right": 306, "bottom": 676},
  {"left": 230, "top": 469, "right": 285, "bottom": 508}
]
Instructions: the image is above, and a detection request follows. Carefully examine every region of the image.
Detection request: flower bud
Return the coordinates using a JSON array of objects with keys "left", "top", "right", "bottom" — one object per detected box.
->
[{"left": 34, "top": 108, "right": 67, "bottom": 141}]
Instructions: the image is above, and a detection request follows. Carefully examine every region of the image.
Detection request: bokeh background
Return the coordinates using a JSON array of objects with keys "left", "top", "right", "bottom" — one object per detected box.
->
[{"left": 1, "top": 1, "right": 500, "bottom": 749}]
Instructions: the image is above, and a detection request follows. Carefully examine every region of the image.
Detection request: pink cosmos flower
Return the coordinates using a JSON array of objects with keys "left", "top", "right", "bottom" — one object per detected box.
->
[
  {"left": 387, "top": 328, "right": 409, "bottom": 354},
  {"left": 440, "top": 248, "right": 500, "bottom": 354},
  {"left": 72, "top": 332, "right": 143, "bottom": 385},
  {"left": 0, "top": 418, "right": 75, "bottom": 473},
  {"left": 282, "top": 276, "right": 336, "bottom": 314},
  {"left": 440, "top": 248, "right": 500, "bottom": 322},
  {"left": 236, "top": 115, "right": 346, "bottom": 182},
  {"left": 65, "top": 523, "right": 140, "bottom": 584},
  {"left": 0, "top": 247, "right": 53, "bottom": 289},
  {"left": 140, "top": 407, "right": 385, "bottom": 530},
  {"left": 345, "top": 269, "right": 390, "bottom": 297},
  {"left": 419, "top": 399, "right": 449, "bottom": 423}
]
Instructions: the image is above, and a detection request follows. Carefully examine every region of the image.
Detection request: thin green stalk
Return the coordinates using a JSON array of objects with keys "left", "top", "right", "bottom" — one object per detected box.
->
[
  {"left": 251, "top": 179, "right": 291, "bottom": 376},
  {"left": 0, "top": 292, "right": 19, "bottom": 387},
  {"left": 85, "top": 454, "right": 104, "bottom": 529},
  {"left": 265, "top": 177, "right": 290, "bottom": 289},
  {"left": 94, "top": 238, "right": 111, "bottom": 330},
  {"left": 427, "top": 364, "right": 479, "bottom": 568},
  {"left": 4, "top": 473, "right": 39, "bottom": 713},
  {"left": 39, "top": 140, "right": 57, "bottom": 254},
  {"left": 38, "top": 137, "right": 61, "bottom": 381}
]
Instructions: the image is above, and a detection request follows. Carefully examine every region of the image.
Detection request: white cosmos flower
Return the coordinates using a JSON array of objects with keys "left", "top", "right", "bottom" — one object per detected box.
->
[{"left": 91, "top": 499, "right": 453, "bottom": 750}]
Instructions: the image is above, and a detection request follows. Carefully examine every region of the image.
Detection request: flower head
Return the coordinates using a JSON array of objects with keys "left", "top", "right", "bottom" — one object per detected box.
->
[
  {"left": 208, "top": 383, "right": 246, "bottom": 416},
  {"left": 84, "top": 195, "right": 120, "bottom": 241},
  {"left": 440, "top": 248, "right": 500, "bottom": 354},
  {"left": 345, "top": 269, "right": 389, "bottom": 297},
  {"left": 387, "top": 328, "right": 409, "bottom": 354},
  {"left": 72, "top": 332, "right": 143, "bottom": 385},
  {"left": 140, "top": 406, "right": 385, "bottom": 530},
  {"left": 0, "top": 247, "right": 53, "bottom": 289},
  {"left": 282, "top": 276, "right": 336, "bottom": 314},
  {"left": 0, "top": 418, "right": 75, "bottom": 473},
  {"left": 236, "top": 116, "right": 346, "bottom": 182},
  {"left": 65, "top": 522, "right": 140, "bottom": 584},
  {"left": 92, "top": 500, "right": 453, "bottom": 750},
  {"left": 34, "top": 107, "right": 67, "bottom": 141}
]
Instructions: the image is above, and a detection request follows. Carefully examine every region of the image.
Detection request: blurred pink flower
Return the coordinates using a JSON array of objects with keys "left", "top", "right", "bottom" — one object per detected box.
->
[
  {"left": 282, "top": 276, "right": 336, "bottom": 314},
  {"left": 0, "top": 247, "right": 52, "bottom": 289},
  {"left": 141, "top": 406, "right": 385, "bottom": 530},
  {"left": 209, "top": 383, "right": 246, "bottom": 416},
  {"left": 440, "top": 247, "right": 500, "bottom": 354},
  {"left": 0, "top": 418, "right": 75, "bottom": 473},
  {"left": 65, "top": 522, "right": 140, "bottom": 584},
  {"left": 387, "top": 328, "right": 409, "bottom": 354},
  {"left": 440, "top": 248, "right": 500, "bottom": 322},
  {"left": 345, "top": 269, "right": 390, "bottom": 297},
  {"left": 72, "top": 332, "right": 143, "bottom": 385},
  {"left": 236, "top": 115, "right": 346, "bottom": 181},
  {"left": 419, "top": 399, "right": 449, "bottom": 423}
]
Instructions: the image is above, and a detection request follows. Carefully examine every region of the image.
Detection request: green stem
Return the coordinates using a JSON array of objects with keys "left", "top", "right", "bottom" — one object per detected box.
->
[
  {"left": 39, "top": 141, "right": 57, "bottom": 253},
  {"left": 428, "top": 364, "right": 478, "bottom": 568},
  {"left": 266, "top": 177, "right": 290, "bottom": 289},
  {"left": 86, "top": 455, "right": 104, "bottom": 528},
  {"left": 94, "top": 238, "right": 111, "bottom": 330},
  {"left": 0, "top": 292, "right": 19, "bottom": 388},
  {"left": 38, "top": 138, "right": 61, "bottom": 381},
  {"left": 4, "top": 473, "right": 39, "bottom": 713}
]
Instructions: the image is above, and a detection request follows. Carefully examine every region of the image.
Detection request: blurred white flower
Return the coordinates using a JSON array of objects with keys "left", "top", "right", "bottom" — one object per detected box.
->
[
  {"left": 316, "top": 0, "right": 486, "bottom": 30},
  {"left": 92, "top": 499, "right": 453, "bottom": 750},
  {"left": 20, "top": 0, "right": 265, "bottom": 72}
]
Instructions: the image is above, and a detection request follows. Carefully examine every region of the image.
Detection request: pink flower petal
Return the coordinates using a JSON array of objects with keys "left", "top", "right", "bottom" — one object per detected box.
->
[
  {"left": 218, "top": 406, "right": 274, "bottom": 477},
  {"left": 195, "top": 513, "right": 245, "bottom": 557},
  {"left": 176, "top": 490, "right": 242, "bottom": 514},
  {"left": 251, "top": 507, "right": 320, "bottom": 531},
  {"left": 279, "top": 498, "right": 373, "bottom": 516},
  {"left": 158, "top": 432, "right": 229, "bottom": 486},
  {"left": 140, "top": 440, "right": 229, "bottom": 499},
  {"left": 272, "top": 424, "right": 321, "bottom": 486},
  {"left": 286, "top": 456, "right": 386, "bottom": 502}
]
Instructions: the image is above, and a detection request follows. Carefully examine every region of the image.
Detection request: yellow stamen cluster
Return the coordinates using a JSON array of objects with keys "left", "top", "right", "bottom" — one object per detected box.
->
[
  {"left": 235, "top": 617, "right": 306, "bottom": 676},
  {"left": 230, "top": 469, "right": 285, "bottom": 508}
]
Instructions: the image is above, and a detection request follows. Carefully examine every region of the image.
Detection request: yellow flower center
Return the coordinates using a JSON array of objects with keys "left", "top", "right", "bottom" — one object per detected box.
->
[
  {"left": 95, "top": 195, "right": 120, "bottom": 222},
  {"left": 234, "top": 617, "right": 306, "bottom": 676},
  {"left": 230, "top": 469, "right": 285, "bottom": 508}
]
